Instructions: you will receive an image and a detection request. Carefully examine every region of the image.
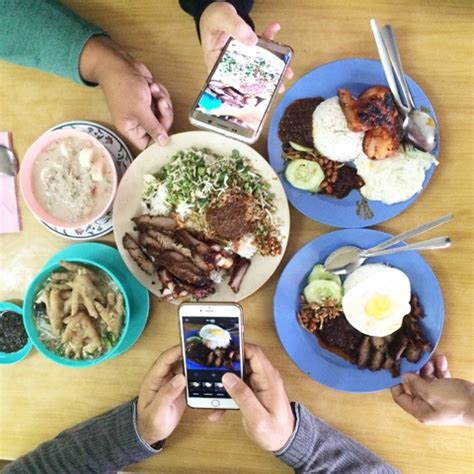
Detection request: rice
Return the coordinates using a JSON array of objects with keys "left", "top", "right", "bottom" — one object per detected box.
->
[{"left": 312, "top": 96, "right": 365, "bottom": 163}]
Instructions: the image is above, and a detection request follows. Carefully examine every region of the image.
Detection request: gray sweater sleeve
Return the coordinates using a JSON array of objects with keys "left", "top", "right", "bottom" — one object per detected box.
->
[
  {"left": 275, "top": 403, "right": 399, "bottom": 473},
  {"left": 3, "top": 400, "right": 158, "bottom": 473}
]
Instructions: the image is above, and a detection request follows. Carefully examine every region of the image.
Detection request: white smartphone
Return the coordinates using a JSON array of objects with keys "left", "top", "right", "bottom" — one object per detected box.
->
[
  {"left": 189, "top": 36, "right": 293, "bottom": 144},
  {"left": 178, "top": 302, "right": 244, "bottom": 410}
]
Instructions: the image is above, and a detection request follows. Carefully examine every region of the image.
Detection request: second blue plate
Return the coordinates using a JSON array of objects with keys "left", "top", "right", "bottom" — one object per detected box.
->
[{"left": 273, "top": 229, "right": 444, "bottom": 393}]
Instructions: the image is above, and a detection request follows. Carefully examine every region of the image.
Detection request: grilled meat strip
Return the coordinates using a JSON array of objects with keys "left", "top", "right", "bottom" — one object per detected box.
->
[
  {"left": 141, "top": 229, "right": 213, "bottom": 273},
  {"left": 132, "top": 214, "right": 177, "bottom": 232},
  {"left": 357, "top": 336, "right": 371, "bottom": 369},
  {"left": 154, "top": 250, "right": 210, "bottom": 287},
  {"left": 369, "top": 337, "right": 389, "bottom": 371},
  {"left": 122, "top": 233, "right": 155, "bottom": 275},
  {"left": 175, "top": 229, "right": 214, "bottom": 260},
  {"left": 229, "top": 257, "right": 251, "bottom": 293}
]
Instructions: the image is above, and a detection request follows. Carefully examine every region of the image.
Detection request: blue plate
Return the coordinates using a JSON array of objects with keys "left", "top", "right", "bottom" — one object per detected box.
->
[
  {"left": 268, "top": 58, "right": 439, "bottom": 228},
  {"left": 43, "top": 243, "right": 150, "bottom": 357},
  {"left": 273, "top": 229, "right": 444, "bottom": 393},
  {"left": 0, "top": 302, "right": 33, "bottom": 365}
]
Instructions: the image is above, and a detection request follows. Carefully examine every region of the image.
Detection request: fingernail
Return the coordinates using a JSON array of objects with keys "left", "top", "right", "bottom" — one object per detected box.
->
[
  {"left": 172, "top": 374, "right": 185, "bottom": 388},
  {"left": 156, "top": 134, "right": 168, "bottom": 146},
  {"left": 222, "top": 372, "right": 238, "bottom": 388}
]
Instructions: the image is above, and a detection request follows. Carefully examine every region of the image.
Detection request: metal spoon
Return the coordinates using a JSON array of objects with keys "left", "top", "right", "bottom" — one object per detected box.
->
[
  {"left": 0, "top": 144, "right": 18, "bottom": 177},
  {"left": 369, "top": 19, "right": 438, "bottom": 153},
  {"left": 380, "top": 25, "right": 438, "bottom": 153},
  {"left": 325, "top": 236, "right": 450, "bottom": 275},
  {"left": 324, "top": 213, "right": 453, "bottom": 275}
]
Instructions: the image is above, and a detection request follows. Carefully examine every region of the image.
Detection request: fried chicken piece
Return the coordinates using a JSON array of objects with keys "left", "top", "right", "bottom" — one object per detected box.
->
[
  {"left": 338, "top": 89, "right": 366, "bottom": 132},
  {"left": 338, "top": 86, "right": 403, "bottom": 159},
  {"left": 67, "top": 273, "right": 104, "bottom": 318},
  {"left": 363, "top": 126, "right": 401, "bottom": 160},
  {"left": 94, "top": 291, "right": 125, "bottom": 336},
  {"left": 338, "top": 86, "right": 398, "bottom": 131},
  {"left": 122, "top": 233, "right": 155, "bottom": 275},
  {"left": 62, "top": 311, "right": 102, "bottom": 358}
]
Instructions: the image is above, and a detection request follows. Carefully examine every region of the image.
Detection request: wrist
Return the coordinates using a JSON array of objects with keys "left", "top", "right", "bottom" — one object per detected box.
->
[
  {"left": 461, "top": 383, "right": 474, "bottom": 426},
  {"left": 272, "top": 403, "right": 297, "bottom": 452},
  {"left": 79, "top": 35, "right": 131, "bottom": 84}
]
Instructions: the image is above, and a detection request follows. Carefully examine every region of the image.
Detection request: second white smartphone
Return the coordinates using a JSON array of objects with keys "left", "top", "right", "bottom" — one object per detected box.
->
[
  {"left": 189, "top": 36, "right": 293, "bottom": 144},
  {"left": 178, "top": 303, "right": 244, "bottom": 410}
]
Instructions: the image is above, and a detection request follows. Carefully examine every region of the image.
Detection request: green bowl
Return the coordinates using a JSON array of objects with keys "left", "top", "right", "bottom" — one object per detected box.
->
[
  {"left": 0, "top": 302, "right": 33, "bottom": 365},
  {"left": 23, "top": 259, "right": 130, "bottom": 368}
]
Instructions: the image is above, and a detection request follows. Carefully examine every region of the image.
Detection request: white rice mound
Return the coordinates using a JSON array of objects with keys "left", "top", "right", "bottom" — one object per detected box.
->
[{"left": 312, "top": 96, "right": 365, "bottom": 163}]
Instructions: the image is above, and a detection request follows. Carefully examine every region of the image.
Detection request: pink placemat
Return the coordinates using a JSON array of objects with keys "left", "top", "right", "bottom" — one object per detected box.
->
[{"left": 0, "top": 132, "right": 21, "bottom": 234}]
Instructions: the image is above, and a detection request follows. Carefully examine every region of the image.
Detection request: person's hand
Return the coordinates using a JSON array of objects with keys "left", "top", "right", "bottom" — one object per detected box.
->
[
  {"left": 199, "top": 2, "right": 294, "bottom": 91},
  {"left": 80, "top": 36, "right": 173, "bottom": 150},
  {"left": 210, "top": 343, "right": 295, "bottom": 451},
  {"left": 136, "top": 346, "right": 187, "bottom": 445},
  {"left": 391, "top": 354, "right": 474, "bottom": 427}
]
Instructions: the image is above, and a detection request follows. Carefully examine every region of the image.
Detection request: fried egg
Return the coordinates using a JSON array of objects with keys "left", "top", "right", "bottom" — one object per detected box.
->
[
  {"left": 199, "top": 324, "right": 231, "bottom": 350},
  {"left": 342, "top": 264, "right": 411, "bottom": 337},
  {"left": 312, "top": 96, "right": 365, "bottom": 162},
  {"left": 353, "top": 145, "right": 438, "bottom": 204}
]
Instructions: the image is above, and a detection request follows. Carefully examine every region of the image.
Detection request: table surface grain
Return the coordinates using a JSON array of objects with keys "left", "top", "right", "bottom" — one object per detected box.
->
[{"left": 1, "top": 1, "right": 473, "bottom": 472}]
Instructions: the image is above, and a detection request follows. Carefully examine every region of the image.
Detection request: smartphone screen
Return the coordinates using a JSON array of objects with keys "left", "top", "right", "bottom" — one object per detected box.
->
[
  {"left": 179, "top": 304, "right": 243, "bottom": 409},
  {"left": 190, "top": 37, "right": 293, "bottom": 143}
]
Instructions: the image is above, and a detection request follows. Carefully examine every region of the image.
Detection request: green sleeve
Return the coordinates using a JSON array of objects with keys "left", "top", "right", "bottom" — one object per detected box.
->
[{"left": 0, "top": 0, "right": 106, "bottom": 85}]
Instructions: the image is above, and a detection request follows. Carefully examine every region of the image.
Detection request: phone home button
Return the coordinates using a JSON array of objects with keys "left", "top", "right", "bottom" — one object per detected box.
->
[{"left": 211, "top": 400, "right": 220, "bottom": 408}]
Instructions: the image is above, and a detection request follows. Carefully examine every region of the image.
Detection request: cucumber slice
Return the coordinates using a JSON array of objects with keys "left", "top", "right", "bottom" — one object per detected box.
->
[
  {"left": 289, "top": 141, "right": 314, "bottom": 153},
  {"left": 285, "top": 159, "right": 324, "bottom": 192},
  {"left": 303, "top": 280, "right": 343, "bottom": 305},
  {"left": 308, "top": 264, "right": 341, "bottom": 286}
]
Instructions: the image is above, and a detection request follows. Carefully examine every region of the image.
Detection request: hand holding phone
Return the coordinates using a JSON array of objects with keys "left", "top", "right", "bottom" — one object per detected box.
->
[
  {"left": 136, "top": 346, "right": 187, "bottom": 446},
  {"left": 179, "top": 303, "right": 244, "bottom": 410},
  {"left": 212, "top": 343, "right": 296, "bottom": 451},
  {"left": 190, "top": 33, "right": 293, "bottom": 144}
]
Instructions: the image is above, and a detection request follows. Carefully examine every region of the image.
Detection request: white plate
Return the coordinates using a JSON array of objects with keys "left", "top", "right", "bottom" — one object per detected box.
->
[
  {"left": 113, "top": 131, "right": 290, "bottom": 303},
  {"left": 37, "top": 121, "right": 133, "bottom": 240}
]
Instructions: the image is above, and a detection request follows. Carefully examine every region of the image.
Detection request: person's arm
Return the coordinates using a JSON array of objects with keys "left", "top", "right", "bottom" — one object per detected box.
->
[
  {"left": 0, "top": 0, "right": 173, "bottom": 150},
  {"left": 5, "top": 347, "right": 186, "bottom": 474},
  {"left": 179, "top": 0, "right": 255, "bottom": 39},
  {"left": 0, "top": 0, "right": 105, "bottom": 85},
  {"left": 275, "top": 403, "right": 398, "bottom": 473},
  {"left": 217, "top": 344, "right": 397, "bottom": 473},
  {"left": 4, "top": 401, "right": 157, "bottom": 474}
]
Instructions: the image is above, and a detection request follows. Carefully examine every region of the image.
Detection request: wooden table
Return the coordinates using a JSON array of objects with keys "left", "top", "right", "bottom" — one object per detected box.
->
[{"left": 1, "top": 1, "right": 473, "bottom": 472}]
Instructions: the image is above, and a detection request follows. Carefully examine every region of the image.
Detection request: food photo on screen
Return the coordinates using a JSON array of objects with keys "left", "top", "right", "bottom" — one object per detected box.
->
[
  {"left": 183, "top": 317, "right": 241, "bottom": 399},
  {"left": 197, "top": 39, "right": 288, "bottom": 132}
]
